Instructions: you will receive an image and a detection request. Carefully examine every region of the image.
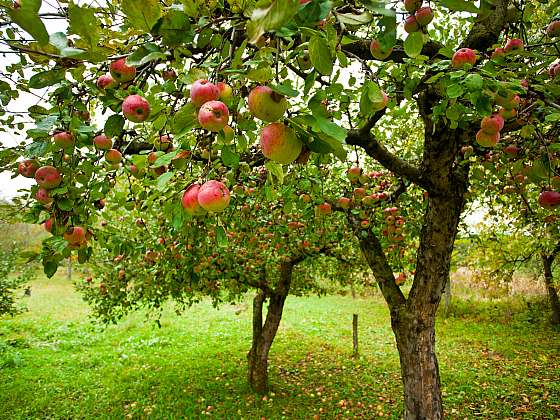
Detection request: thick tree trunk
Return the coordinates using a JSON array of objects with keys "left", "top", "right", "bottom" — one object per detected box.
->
[
  {"left": 247, "top": 261, "right": 295, "bottom": 393},
  {"left": 356, "top": 191, "right": 464, "bottom": 419},
  {"left": 392, "top": 310, "right": 441, "bottom": 420},
  {"left": 541, "top": 254, "right": 560, "bottom": 325}
]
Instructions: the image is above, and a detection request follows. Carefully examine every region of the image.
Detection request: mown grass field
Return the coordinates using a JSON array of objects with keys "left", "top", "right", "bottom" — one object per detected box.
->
[{"left": 0, "top": 273, "right": 559, "bottom": 419}]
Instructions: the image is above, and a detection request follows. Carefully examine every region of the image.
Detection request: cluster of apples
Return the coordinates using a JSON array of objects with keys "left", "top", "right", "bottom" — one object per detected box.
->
[
  {"left": 97, "top": 58, "right": 151, "bottom": 124},
  {"left": 92, "top": 133, "right": 123, "bottom": 167},
  {"left": 476, "top": 114, "right": 505, "bottom": 147},
  {"left": 381, "top": 206, "right": 405, "bottom": 243},
  {"left": 17, "top": 159, "right": 90, "bottom": 248},
  {"left": 190, "top": 79, "right": 232, "bottom": 132},
  {"left": 403, "top": 0, "right": 434, "bottom": 34},
  {"left": 181, "top": 181, "right": 231, "bottom": 216}
]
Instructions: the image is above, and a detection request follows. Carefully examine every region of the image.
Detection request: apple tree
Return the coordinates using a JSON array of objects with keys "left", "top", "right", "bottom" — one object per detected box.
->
[{"left": 2, "top": 0, "right": 560, "bottom": 418}]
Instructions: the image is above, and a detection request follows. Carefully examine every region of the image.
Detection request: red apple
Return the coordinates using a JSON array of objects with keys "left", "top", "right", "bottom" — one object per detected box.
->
[
  {"left": 480, "top": 114, "right": 504, "bottom": 134},
  {"left": 503, "top": 145, "right": 520, "bottom": 156},
  {"left": 122, "top": 95, "right": 151, "bottom": 123},
  {"left": 248, "top": 86, "right": 288, "bottom": 122},
  {"left": 162, "top": 69, "right": 177, "bottom": 81},
  {"left": 35, "top": 166, "right": 62, "bottom": 189},
  {"left": 155, "top": 135, "right": 173, "bottom": 151},
  {"left": 539, "top": 191, "right": 560, "bottom": 209},
  {"left": 181, "top": 184, "right": 207, "bottom": 216},
  {"left": 369, "top": 39, "right": 393, "bottom": 61},
  {"left": 547, "top": 21, "right": 560, "bottom": 38},
  {"left": 504, "top": 38, "right": 524, "bottom": 53},
  {"left": 353, "top": 187, "right": 366, "bottom": 199},
  {"left": 53, "top": 131, "right": 74, "bottom": 149},
  {"left": 198, "top": 180, "right": 230, "bottom": 213},
  {"left": 43, "top": 217, "right": 54, "bottom": 233},
  {"left": 451, "top": 48, "right": 476, "bottom": 69},
  {"left": 476, "top": 130, "right": 500, "bottom": 147},
  {"left": 97, "top": 74, "right": 116, "bottom": 90},
  {"left": 499, "top": 107, "right": 517, "bottom": 120},
  {"left": 93, "top": 134, "right": 112, "bottom": 150},
  {"left": 63, "top": 226, "right": 87, "bottom": 249},
  {"left": 259, "top": 123, "right": 303, "bottom": 164},
  {"left": 337, "top": 197, "right": 352, "bottom": 209},
  {"left": 105, "top": 149, "right": 122, "bottom": 164},
  {"left": 404, "top": 15, "right": 420, "bottom": 33},
  {"left": 371, "top": 91, "right": 389, "bottom": 112},
  {"left": 317, "top": 202, "right": 332, "bottom": 215},
  {"left": 491, "top": 47, "right": 505, "bottom": 60},
  {"left": 109, "top": 58, "right": 136, "bottom": 84},
  {"left": 35, "top": 187, "right": 52, "bottom": 205},
  {"left": 190, "top": 79, "right": 219, "bottom": 107},
  {"left": 18, "top": 159, "right": 39, "bottom": 178},
  {"left": 549, "top": 63, "right": 560, "bottom": 79},
  {"left": 415, "top": 7, "right": 433, "bottom": 26},
  {"left": 217, "top": 82, "right": 232, "bottom": 102},
  {"left": 198, "top": 100, "right": 230, "bottom": 132},
  {"left": 404, "top": 0, "right": 422, "bottom": 13},
  {"left": 347, "top": 166, "right": 362, "bottom": 182}
]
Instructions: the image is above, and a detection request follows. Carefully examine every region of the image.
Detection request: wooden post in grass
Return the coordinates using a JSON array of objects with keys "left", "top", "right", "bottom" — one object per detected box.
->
[{"left": 351, "top": 282, "right": 358, "bottom": 356}]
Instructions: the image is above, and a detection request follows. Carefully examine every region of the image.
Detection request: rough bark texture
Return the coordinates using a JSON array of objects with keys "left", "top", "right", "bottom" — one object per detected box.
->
[
  {"left": 247, "top": 261, "right": 296, "bottom": 393},
  {"left": 541, "top": 254, "right": 560, "bottom": 325}
]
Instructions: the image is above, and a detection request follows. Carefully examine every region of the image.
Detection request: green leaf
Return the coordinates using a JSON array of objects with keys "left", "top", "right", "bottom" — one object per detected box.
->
[
  {"left": 49, "top": 32, "right": 85, "bottom": 57},
  {"left": 154, "top": 150, "right": 178, "bottom": 167},
  {"left": 156, "top": 9, "right": 194, "bottom": 47},
  {"left": 43, "top": 259, "right": 58, "bottom": 278},
  {"left": 7, "top": 0, "right": 49, "bottom": 45},
  {"left": 265, "top": 161, "right": 284, "bottom": 184},
  {"left": 269, "top": 83, "right": 299, "bottom": 97},
  {"left": 315, "top": 117, "right": 347, "bottom": 142},
  {"left": 335, "top": 11, "right": 372, "bottom": 25},
  {"left": 309, "top": 36, "right": 333, "bottom": 76},
  {"left": 157, "top": 172, "right": 174, "bottom": 190},
  {"left": 68, "top": 3, "right": 100, "bottom": 51},
  {"left": 440, "top": 0, "right": 480, "bottom": 13},
  {"left": 545, "top": 113, "right": 560, "bottom": 122},
  {"left": 314, "top": 133, "right": 347, "bottom": 160},
  {"left": 122, "top": 0, "right": 162, "bottom": 32},
  {"left": 362, "top": 0, "right": 396, "bottom": 17},
  {"left": 464, "top": 74, "right": 483, "bottom": 91},
  {"left": 247, "top": 66, "right": 274, "bottom": 82},
  {"left": 446, "top": 83, "right": 464, "bottom": 99},
  {"left": 221, "top": 145, "right": 240, "bottom": 167},
  {"left": 404, "top": 32, "right": 424, "bottom": 58},
  {"left": 126, "top": 44, "right": 166, "bottom": 67},
  {"left": 172, "top": 103, "right": 198, "bottom": 134},
  {"left": 28, "top": 70, "right": 65, "bottom": 89},
  {"left": 247, "top": 0, "right": 299, "bottom": 44},
  {"left": 216, "top": 226, "right": 228, "bottom": 247},
  {"left": 104, "top": 115, "right": 125, "bottom": 138},
  {"left": 57, "top": 199, "right": 74, "bottom": 212}
]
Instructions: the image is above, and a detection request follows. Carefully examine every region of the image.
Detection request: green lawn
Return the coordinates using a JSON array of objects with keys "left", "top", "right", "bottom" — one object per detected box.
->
[{"left": 0, "top": 274, "right": 558, "bottom": 419}]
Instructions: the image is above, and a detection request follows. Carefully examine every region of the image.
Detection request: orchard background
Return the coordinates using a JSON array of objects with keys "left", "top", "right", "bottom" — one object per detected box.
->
[{"left": 0, "top": 0, "right": 559, "bottom": 419}]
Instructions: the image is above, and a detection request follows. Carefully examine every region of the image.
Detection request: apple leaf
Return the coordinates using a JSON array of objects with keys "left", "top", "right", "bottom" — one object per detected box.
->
[
  {"left": 172, "top": 103, "right": 198, "bottom": 134},
  {"left": 335, "top": 11, "right": 373, "bottom": 26},
  {"left": 154, "top": 151, "right": 179, "bottom": 167},
  {"left": 157, "top": 172, "right": 174, "bottom": 190},
  {"left": 362, "top": 0, "right": 396, "bottom": 17},
  {"left": 104, "top": 115, "right": 125, "bottom": 138},
  {"left": 309, "top": 35, "right": 333, "bottom": 76},
  {"left": 246, "top": 0, "right": 300, "bottom": 44},
  {"left": 122, "top": 0, "right": 162, "bottom": 32},
  {"left": 49, "top": 32, "right": 85, "bottom": 57},
  {"left": 440, "top": 0, "right": 480, "bottom": 13},
  {"left": 28, "top": 70, "right": 65, "bottom": 89},
  {"left": 221, "top": 145, "right": 240, "bottom": 167},
  {"left": 216, "top": 226, "right": 228, "bottom": 247},
  {"left": 7, "top": 0, "right": 49, "bottom": 46},
  {"left": 68, "top": 3, "right": 100, "bottom": 51},
  {"left": 43, "top": 260, "right": 59, "bottom": 278},
  {"left": 404, "top": 32, "right": 424, "bottom": 58},
  {"left": 314, "top": 133, "right": 347, "bottom": 160},
  {"left": 269, "top": 83, "right": 299, "bottom": 98},
  {"left": 155, "top": 9, "right": 194, "bottom": 47},
  {"left": 265, "top": 161, "right": 284, "bottom": 184}
]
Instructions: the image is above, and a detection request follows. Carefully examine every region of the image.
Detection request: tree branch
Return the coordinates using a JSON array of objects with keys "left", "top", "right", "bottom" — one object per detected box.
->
[
  {"left": 341, "top": 39, "right": 444, "bottom": 63},
  {"left": 347, "top": 113, "right": 428, "bottom": 190},
  {"left": 462, "top": 0, "right": 511, "bottom": 51}
]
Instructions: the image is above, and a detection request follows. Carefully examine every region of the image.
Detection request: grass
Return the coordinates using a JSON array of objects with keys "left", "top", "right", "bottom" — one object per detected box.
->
[{"left": 0, "top": 273, "right": 559, "bottom": 419}]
